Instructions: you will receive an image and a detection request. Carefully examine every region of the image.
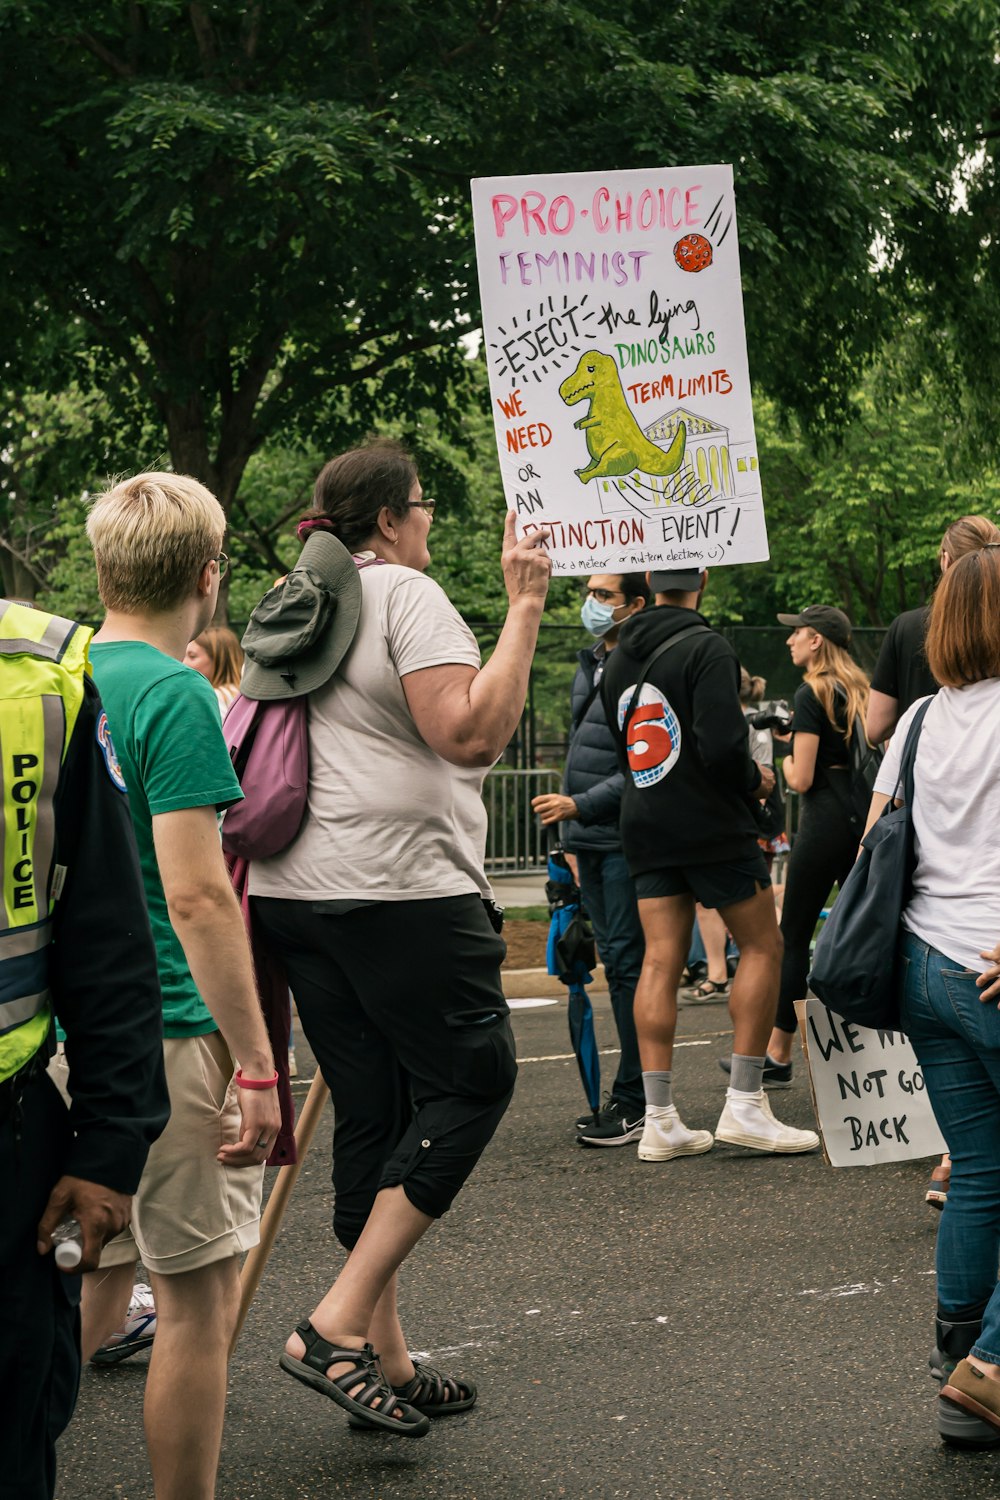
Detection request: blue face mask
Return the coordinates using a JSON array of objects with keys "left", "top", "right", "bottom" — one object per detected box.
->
[{"left": 581, "top": 595, "right": 618, "bottom": 637}]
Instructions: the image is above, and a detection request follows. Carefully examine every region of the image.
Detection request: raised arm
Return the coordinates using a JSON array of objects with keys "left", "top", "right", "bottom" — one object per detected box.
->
[{"left": 403, "top": 513, "right": 551, "bottom": 767}]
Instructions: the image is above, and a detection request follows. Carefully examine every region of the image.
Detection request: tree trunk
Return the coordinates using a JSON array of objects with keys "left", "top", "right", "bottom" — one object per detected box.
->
[
  {"left": 0, "top": 551, "right": 39, "bottom": 604},
  {"left": 164, "top": 401, "right": 258, "bottom": 626}
]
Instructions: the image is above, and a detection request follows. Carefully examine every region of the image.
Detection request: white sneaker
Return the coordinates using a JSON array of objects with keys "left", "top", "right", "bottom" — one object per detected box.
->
[
  {"left": 637, "top": 1104, "right": 715, "bottom": 1162},
  {"left": 714, "top": 1089, "right": 820, "bottom": 1154}
]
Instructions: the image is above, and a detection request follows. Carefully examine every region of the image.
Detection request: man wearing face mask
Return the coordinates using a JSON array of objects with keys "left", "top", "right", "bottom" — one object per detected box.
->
[{"left": 532, "top": 573, "right": 649, "bottom": 1145}]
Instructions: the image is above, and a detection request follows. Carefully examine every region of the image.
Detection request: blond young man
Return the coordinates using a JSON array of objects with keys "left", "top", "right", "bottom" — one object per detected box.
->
[{"left": 83, "top": 474, "right": 278, "bottom": 1500}]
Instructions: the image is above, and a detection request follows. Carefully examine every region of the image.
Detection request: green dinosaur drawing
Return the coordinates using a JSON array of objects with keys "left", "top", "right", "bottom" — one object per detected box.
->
[{"left": 559, "top": 350, "right": 686, "bottom": 483}]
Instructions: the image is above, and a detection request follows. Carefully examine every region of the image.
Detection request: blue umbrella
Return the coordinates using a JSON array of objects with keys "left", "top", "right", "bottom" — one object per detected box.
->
[{"left": 545, "top": 843, "right": 600, "bottom": 1121}]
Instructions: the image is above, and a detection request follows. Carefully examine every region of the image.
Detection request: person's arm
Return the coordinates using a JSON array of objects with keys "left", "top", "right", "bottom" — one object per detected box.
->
[
  {"left": 152, "top": 807, "right": 279, "bottom": 1164},
  {"left": 782, "top": 732, "right": 820, "bottom": 793},
  {"left": 39, "top": 680, "right": 171, "bottom": 1271},
  {"left": 862, "top": 699, "right": 915, "bottom": 838},
  {"left": 402, "top": 513, "right": 550, "bottom": 767},
  {"left": 866, "top": 689, "right": 899, "bottom": 744},
  {"left": 861, "top": 789, "right": 891, "bottom": 838}
]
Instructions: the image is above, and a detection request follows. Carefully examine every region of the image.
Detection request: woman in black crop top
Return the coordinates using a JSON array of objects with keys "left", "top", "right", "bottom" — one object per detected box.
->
[{"left": 766, "top": 604, "right": 871, "bottom": 1074}]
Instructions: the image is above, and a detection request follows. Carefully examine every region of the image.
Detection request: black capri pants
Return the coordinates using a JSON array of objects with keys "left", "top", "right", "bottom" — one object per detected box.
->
[
  {"left": 774, "top": 780, "right": 857, "bottom": 1034},
  {"left": 252, "top": 893, "right": 517, "bottom": 1249}
]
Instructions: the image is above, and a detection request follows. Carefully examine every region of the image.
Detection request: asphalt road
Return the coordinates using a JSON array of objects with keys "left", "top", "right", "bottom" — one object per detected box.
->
[{"left": 58, "top": 994, "right": 1000, "bottom": 1500}]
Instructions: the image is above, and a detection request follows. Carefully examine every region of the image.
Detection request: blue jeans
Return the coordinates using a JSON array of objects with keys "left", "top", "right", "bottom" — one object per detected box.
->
[
  {"left": 574, "top": 849, "right": 644, "bottom": 1113},
  {"left": 900, "top": 930, "right": 1000, "bottom": 1361}
]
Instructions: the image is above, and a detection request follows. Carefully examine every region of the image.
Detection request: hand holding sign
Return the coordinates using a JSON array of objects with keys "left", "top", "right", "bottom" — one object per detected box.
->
[{"left": 502, "top": 511, "right": 552, "bottom": 603}]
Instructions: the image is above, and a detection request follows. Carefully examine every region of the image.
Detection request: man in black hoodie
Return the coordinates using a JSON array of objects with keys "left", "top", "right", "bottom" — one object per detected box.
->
[
  {"left": 533, "top": 572, "right": 648, "bottom": 1146},
  {"left": 602, "top": 567, "right": 819, "bottom": 1159}
]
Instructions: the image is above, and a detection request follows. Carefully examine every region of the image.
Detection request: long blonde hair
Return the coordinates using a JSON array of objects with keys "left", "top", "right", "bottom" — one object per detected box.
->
[{"left": 803, "top": 637, "right": 871, "bottom": 747}]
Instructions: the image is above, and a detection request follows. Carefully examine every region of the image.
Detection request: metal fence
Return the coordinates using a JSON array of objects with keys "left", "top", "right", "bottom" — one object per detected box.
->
[{"left": 483, "top": 767, "right": 560, "bottom": 874}]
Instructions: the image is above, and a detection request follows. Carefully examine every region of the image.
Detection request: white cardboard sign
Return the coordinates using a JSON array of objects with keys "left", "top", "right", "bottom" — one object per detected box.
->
[
  {"left": 471, "top": 164, "right": 768, "bottom": 576},
  {"left": 798, "top": 999, "right": 946, "bottom": 1168}
]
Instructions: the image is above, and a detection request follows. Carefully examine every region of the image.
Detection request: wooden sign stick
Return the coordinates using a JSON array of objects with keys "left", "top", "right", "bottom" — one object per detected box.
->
[{"left": 230, "top": 1068, "right": 330, "bottom": 1355}]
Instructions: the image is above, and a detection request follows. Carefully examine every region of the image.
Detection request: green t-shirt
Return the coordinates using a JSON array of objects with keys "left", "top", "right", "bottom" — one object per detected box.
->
[{"left": 90, "top": 641, "right": 243, "bottom": 1037}]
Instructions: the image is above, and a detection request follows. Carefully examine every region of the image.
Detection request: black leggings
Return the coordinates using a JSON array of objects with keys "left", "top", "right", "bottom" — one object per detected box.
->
[
  {"left": 775, "top": 784, "right": 857, "bottom": 1033},
  {"left": 252, "top": 893, "right": 516, "bottom": 1249}
]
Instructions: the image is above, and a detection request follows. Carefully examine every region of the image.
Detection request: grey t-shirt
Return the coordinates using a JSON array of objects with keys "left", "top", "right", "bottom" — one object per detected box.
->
[{"left": 248, "top": 563, "right": 491, "bottom": 902}]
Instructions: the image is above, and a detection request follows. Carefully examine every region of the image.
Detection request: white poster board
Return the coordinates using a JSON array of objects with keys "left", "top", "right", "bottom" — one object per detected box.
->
[
  {"left": 471, "top": 164, "right": 768, "bottom": 576},
  {"left": 797, "top": 999, "right": 946, "bottom": 1168}
]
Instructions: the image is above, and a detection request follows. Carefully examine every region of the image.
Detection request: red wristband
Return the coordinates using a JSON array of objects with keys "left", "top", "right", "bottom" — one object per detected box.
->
[{"left": 234, "top": 1068, "right": 279, "bottom": 1091}]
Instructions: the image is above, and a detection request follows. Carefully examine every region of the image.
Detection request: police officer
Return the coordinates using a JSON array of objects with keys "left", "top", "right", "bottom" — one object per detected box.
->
[{"left": 0, "top": 600, "right": 169, "bottom": 1500}]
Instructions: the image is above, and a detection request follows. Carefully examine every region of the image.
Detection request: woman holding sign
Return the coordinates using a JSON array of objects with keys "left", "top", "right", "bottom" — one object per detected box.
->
[
  {"left": 865, "top": 544, "right": 1000, "bottom": 1448},
  {"left": 248, "top": 439, "right": 552, "bottom": 1437}
]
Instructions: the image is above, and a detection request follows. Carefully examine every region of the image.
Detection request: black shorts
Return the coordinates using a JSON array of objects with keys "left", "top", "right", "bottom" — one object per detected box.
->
[{"left": 634, "top": 848, "right": 771, "bottom": 910}]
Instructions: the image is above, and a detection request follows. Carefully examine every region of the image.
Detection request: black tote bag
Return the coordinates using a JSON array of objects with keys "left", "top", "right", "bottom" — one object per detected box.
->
[{"left": 807, "top": 698, "right": 932, "bottom": 1030}]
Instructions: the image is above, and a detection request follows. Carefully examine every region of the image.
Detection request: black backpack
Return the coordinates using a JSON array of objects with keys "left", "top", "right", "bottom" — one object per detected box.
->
[{"left": 825, "top": 687, "right": 884, "bottom": 836}]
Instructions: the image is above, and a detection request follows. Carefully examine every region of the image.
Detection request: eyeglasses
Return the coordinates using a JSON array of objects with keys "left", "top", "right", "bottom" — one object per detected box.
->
[
  {"left": 406, "top": 500, "right": 436, "bottom": 521},
  {"left": 211, "top": 552, "right": 229, "bottom": 578},
  {"left": 585, "top": 586, "right": 624, "bottom": 603}
]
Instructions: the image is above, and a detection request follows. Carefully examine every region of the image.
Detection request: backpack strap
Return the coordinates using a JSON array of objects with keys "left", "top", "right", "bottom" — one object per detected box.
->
[{"left": 602, "top": 624, "right": 712, "bottom": 749}]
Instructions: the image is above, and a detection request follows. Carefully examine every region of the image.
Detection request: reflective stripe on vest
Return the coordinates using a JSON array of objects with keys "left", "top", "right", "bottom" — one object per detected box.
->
[{"left": 0, "top": 602, "right": 91, "bottom": 1080}]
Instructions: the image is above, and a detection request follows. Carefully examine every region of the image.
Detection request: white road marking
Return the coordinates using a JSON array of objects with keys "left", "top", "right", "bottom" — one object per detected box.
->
[
  {"left": 798, "top": 1269, "right": 937, "bottom": 1301},
  {"left": 507, "top": 997, "right": 559, "bottom": 1009},
  {"left": 516, "top": 1040, "right": 711, "bottom": 1064}
]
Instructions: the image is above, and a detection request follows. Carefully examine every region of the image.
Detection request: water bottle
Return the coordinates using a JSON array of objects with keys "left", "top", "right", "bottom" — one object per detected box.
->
[{"left": 52, "top": 1217, "right": 83, "bottom": 1270}]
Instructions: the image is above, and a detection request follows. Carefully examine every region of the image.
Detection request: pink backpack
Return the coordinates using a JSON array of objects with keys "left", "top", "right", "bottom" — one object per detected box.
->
[{"left": 221, "top": 694, "right": 309, "bottom": 860}]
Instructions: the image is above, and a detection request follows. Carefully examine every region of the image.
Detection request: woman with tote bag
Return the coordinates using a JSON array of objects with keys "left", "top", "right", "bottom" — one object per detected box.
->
[{"left": 865, "top": 544, "right": 1000, "bottom": 1449}]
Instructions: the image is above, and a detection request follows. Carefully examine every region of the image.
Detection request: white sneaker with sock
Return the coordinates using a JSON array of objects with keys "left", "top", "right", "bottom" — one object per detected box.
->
[
  {"left": 714, "top": 1088, "right": 819, "bottom": 1153},
  {"left": 637, "top": 1104, "right": 715, "bottom": 1162}
]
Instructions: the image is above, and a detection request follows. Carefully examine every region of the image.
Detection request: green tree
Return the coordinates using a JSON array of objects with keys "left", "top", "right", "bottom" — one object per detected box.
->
[
  {"left": 2, "top": 0, "right": 994, "bottom": 583},
  {"left": 705, "top": 378, "right": 1000, "bottom": 629}
]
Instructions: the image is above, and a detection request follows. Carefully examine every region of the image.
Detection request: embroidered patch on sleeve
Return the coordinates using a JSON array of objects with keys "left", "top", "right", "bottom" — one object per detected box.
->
[{"left": 96, "top": 710, "right": 128, "bottom": 792}]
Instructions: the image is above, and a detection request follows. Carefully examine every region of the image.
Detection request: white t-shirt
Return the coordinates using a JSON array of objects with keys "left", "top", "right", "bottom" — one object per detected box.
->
[
  {"left": 248, "top": 563, "right": 492, "bottom": 902},
  {"left": 873, "top": 680, "right": 1000, "bottom": 971}
]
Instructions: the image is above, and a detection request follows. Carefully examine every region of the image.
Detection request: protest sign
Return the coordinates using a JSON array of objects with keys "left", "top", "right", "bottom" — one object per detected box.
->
[
  {"left": 471, "top": 165, "right": 768, "bottom": 576},
  {"left": 795, "top": 999, "right": 946, "bottom": 1168}
]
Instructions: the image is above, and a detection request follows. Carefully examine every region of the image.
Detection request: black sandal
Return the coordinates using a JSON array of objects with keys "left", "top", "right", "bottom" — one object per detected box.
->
[
  {"left": 349, "top": 1358, "right": 477, "bottom": 1427},
  {"left": 680, "top": 977, "right": 730, "bottom": 1002},
  {"left": 397, "top": 1360, "right": 477, "bottom": 1416},
  {"left": 279, "top": 1320, "right": 430, "bottom": 1438}
]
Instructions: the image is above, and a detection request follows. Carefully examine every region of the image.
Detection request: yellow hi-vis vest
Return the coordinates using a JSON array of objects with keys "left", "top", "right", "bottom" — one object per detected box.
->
[{"left": 0, "top": 601, "right": 91, "bottom": 1083}]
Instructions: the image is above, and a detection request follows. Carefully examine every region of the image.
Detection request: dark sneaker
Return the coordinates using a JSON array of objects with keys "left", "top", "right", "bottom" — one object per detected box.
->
[
  {"left": 577, "top": 1100, "right": 645, "bottom": 1147},
  {"left": 717, "top": 1054, "right": 793, "bottom": 1088},
  {"left": 576, "top": 1094, "right": 614, "bottom": 1130}
]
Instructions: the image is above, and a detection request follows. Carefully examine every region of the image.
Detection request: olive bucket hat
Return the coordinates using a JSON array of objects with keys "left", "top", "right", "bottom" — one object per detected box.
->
[{"left": 240, "top": 530, "right": 363, "bottom": 701}]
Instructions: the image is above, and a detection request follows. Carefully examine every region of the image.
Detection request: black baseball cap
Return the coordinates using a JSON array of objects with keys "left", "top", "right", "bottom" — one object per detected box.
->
[
  {"left": 776, "top": 604, "right": 852, "bottom": 648},
  {"left": 650, "top": 568, "right": 706, "bottom": 593}
]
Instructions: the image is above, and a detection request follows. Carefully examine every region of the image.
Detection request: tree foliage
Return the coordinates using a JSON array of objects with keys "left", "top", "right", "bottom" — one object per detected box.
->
[
  {"left": 3, "top": 0, "right": 994, "bottom": 519},
  {"left": 705, "top": 375, "right": 1000, "bottom": 628}
]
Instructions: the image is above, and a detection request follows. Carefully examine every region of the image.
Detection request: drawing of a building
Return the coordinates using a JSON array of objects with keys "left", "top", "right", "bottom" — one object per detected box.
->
[{"left": 644, "top": 408, "right": 736, "bottom": 501}]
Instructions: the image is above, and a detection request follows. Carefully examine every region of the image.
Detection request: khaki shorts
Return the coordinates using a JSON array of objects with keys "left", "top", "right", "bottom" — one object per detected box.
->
[{"left": 99, "top": 1031, "right": 264, "bottom": 1276}]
